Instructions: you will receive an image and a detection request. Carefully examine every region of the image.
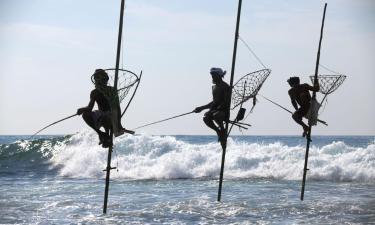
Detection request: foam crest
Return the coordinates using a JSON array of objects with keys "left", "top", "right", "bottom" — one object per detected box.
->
[
  {"left": 49, "top": 131, "right": 375, "bottom": 183},
  {"left": 51, "top": 130, "right": 109, "bottom": 178}
]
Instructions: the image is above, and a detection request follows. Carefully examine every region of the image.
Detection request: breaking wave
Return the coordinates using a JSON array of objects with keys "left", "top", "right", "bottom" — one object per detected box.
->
[{"left": 1, "top": 131, "right": 374, "bottom": 182}]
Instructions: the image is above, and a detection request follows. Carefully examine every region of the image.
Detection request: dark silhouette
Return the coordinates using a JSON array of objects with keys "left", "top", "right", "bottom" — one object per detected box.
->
[
  {"left": 287, "top": 76, "right": 319, "bottom": 137},
  {"left": 77, "top": 69, "right": 133, "bottom": 148},
  {"left": 194, "top": 68, "right": 231, "bottom": 142}
]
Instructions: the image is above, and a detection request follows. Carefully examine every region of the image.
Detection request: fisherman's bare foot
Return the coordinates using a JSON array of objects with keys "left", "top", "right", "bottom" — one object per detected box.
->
[
  {"left": 123, "top": 128, "right": 135, "bottom": 135},
  {"left": 98, "top": 132, "right": 107, "bottom": 145},
  {"left": 302, "top": 127, "right": 312, "bottom": 142},
  {"left": 115, "top": 127, "right": 135, "bottom": 137}
]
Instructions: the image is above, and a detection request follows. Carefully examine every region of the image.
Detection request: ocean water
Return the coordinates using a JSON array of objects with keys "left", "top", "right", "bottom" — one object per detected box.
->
[{"left": 0, "top": 132, "right": 374, "bottom": 224}]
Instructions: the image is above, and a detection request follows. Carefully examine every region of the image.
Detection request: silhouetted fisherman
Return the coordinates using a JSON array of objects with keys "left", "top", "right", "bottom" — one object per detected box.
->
[
  {"left": 194, "top": 67, "right": 231, "bottom": 142},
  {"left": 287, "top": 76, "right": 319, "bottom": 137},
  {"left": 77, "top": 69, "right": 133, "bottom": 148}
]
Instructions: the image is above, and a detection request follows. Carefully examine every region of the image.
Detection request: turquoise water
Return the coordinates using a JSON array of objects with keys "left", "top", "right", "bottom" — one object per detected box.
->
[{"left": 0, "top": 132, "right": 374, "bottom": 224}]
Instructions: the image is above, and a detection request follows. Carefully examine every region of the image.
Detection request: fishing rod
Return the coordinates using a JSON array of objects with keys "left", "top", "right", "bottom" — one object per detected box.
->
[
  {"left": 260, "top": 94, "right": 293, "bottom": 114},
  {"left": 259, "top": 94, "right": 328, "bottom": 126},
  {"left": 31, "top": 113, "right": 78, "bottom": 137},
  {"left": 133, "top": 111, "right": 194, "bottom": 130}
]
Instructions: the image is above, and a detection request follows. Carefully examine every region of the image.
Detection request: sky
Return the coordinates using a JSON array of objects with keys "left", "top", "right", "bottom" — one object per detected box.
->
[{"left": 0, "top": 0, "right": 374, "bottom": 135}]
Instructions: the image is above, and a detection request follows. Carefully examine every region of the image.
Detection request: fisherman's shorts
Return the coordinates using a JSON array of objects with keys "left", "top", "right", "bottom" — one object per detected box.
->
[
  {"left": 91, "top": 110, "right": 111, "bottom": 129},
  {"left": 204, "top": 109, "right": 228, "bottom": 122},
  {"left": 294, "top": 106, "right": 309, "bottom": 119}
]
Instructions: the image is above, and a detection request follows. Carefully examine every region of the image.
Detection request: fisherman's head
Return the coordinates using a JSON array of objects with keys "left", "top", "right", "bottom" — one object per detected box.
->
[
  {"left": 93, "top": 69, "right": 109, "bottom": 87},
  {"left": 210, "top": 67, "right": 226, "bottom": 84},
  {"left": 287, "top": 76, "right": 300, "bottom": 87}
]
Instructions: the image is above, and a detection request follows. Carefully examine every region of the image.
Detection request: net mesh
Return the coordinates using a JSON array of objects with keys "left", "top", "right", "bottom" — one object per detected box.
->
[
  {"left": 309, "top": 75, "right": 346, "bottom": 95},
  {"left": 91, "top": 69, "right": 140, "bottom": 104},
  {"left": 232, "top": 69, "right": 271, "bottom": 109}
]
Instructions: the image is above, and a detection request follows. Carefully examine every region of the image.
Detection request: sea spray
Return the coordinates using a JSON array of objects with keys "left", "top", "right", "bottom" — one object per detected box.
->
[
  {"left": 45, "top": 131, "right": 375, "bottom": 182},
  {"left": 50, "top": 131, "right": 108, "bottom": 178},
  {"left": 1, "top": 131, "right": 373, "bottom": 182},
  {"left": 309, "top": 141, "right": 375, "bottom": 182}
]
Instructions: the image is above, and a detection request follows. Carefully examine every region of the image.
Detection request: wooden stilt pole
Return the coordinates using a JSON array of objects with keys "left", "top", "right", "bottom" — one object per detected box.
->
[
  {"left": 217, "top": 0, "right": 242, "bottom": 202},
  {"left": 300, "top": 3, "right": 327, "bottom": 201},
  {"left": 103, "top": 0, "right": 126, "bottom": 214},
  {"left": 103, "top": 132, "right": 115, "bottom": 214}
]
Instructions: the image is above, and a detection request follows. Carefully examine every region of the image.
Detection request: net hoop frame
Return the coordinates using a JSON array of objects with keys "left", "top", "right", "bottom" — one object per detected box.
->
[
  {"left": 231, "top": 68, "right": 271, "bottom": 109},
  {"left": 309, "top": 74, "right": 346, "bottom": 95}
]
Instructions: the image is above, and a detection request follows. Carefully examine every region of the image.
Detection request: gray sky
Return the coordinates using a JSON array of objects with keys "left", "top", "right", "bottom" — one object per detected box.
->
[{"left": 0, "top": 0, "right": 374, "bottom": 135}]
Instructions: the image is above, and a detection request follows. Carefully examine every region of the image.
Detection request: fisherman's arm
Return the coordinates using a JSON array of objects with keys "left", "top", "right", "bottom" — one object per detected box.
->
[
  {"left": 291, "top": 99, "right": 298, "bottom": 111},
  {"left": 194, "top": 102, "right": 213, "bottom": 113},
  {"left": 305, "top": 83, "right": 320, "bottom": 92},
  {"left": 288, "top": 91, "right": 299, "bottom": 111}
]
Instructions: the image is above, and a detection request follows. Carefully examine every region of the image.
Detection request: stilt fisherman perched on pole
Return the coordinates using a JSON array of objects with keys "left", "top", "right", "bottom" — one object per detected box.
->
[
  {"left": 30, "top": 0, "right": 142, "bottom": 214},
  {"left": 192, "top": 0, "right": 270, "bottom": 201},
  {"left": 194, "top": 68, "right": 231, "bottom": 144},
  {"left": 77, "top": 69, "right": 134, "bottom": 148},
  {"left": 287, "top": 76, "right": 319, "bottom": 139}
]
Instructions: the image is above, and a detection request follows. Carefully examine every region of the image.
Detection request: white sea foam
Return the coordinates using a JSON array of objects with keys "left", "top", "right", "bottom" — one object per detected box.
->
[{"left": 50, "top": 130, "right": 375, "bottom": 182}]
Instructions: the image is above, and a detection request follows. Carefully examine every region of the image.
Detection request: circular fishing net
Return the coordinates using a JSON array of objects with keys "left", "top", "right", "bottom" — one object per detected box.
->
[
  {"left": 309, "top": 75, "right": 346, "bottom": 95},
  {"left": 232, "top": 69, "right": 271, "bottom": 109}
]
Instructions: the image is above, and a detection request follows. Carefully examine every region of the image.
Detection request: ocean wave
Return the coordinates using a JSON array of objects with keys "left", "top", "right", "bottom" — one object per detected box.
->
[
  {"left": 1, "top": 131, "right": 374, "bottom": 182},
  {"left": 0, "top": 136, "right": 68, "bottom": 159},
  {"left": 0, "top": 136, "right": 69, "bottom": 174}
]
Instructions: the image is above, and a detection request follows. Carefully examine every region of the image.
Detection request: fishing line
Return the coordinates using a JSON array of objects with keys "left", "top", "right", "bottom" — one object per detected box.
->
[
  {"left": 238, "top": 35, "right": 267, "bottom": 69},
  {"left": 319, "top": 63, "right": 341, "bottom": 75},
  {"left": 133, "top": 111, "right": 194, "bottom": 130}
]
